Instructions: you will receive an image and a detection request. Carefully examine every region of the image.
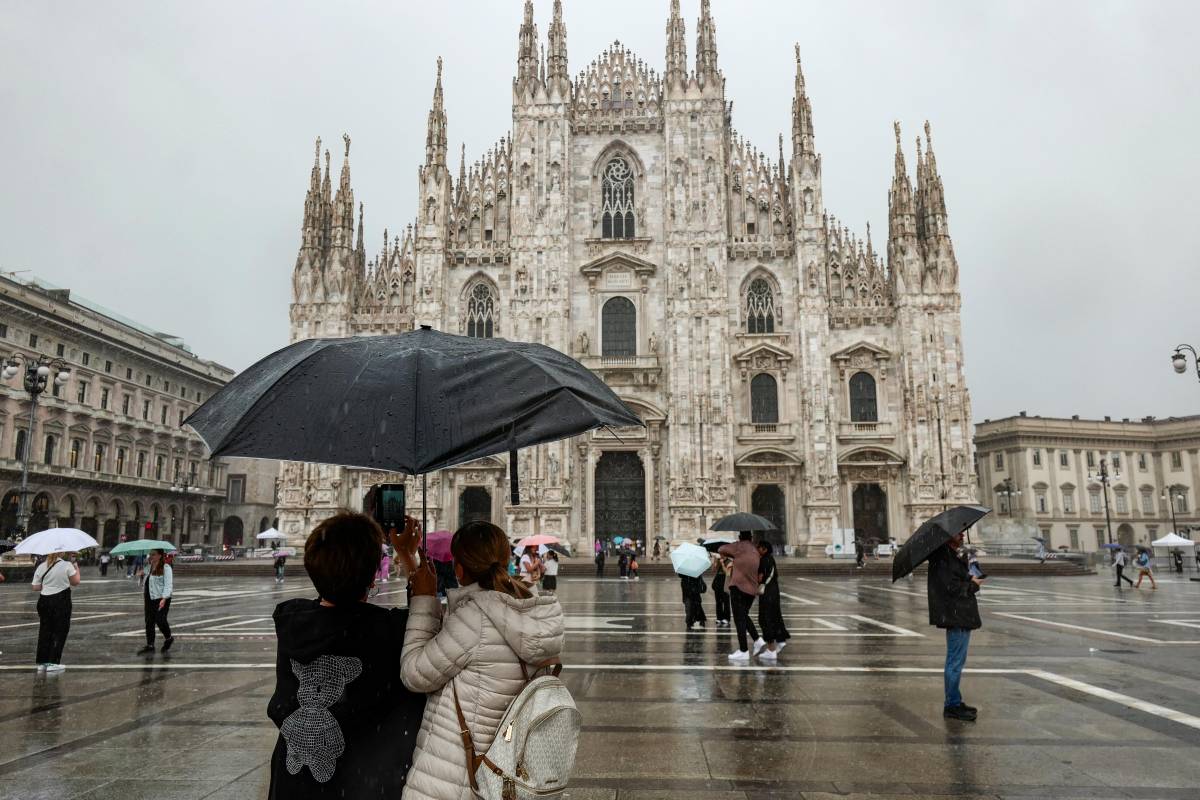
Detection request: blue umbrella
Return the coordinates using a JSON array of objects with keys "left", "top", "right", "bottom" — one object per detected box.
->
[
  {"left": 670, "top": 542, "right": 712, "bottom": 578},
  {"left": 1101, "top": 543, "right": 1123, "bottom": 550}
]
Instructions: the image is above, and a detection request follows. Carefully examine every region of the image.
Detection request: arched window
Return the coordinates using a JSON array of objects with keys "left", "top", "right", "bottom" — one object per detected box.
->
[
  {"left": 14, "top": 429, "right": 26, "bottom": 461},
  {"left": 745, "top": 278, "right": 776, "bottom": 334},
  {"left": 465, "top": 282, "right": 496, "bottom": 338},
  {"left": 43, "top": 434, "right": 56, "bottom": 465},
  {"left": 601, "top": 156, "right": 635, "bottom": 239},
  {"left": 750, "top": 373, "right": 779, "bottom": 425},
  {"left": 849, "top": 372, "right": 878, "bottom": 422},
  {"left": 602, "top": 297, "right": 636, "bottom": 357}
]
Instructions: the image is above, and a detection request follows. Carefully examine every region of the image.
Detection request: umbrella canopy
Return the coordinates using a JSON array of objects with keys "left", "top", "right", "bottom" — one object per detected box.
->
[
  {"left": 272, "top": 547, "right": 297, "bottom": 557},
  {"left": 701, "top": 535, "right": 736, "bottom": 553},
  {"left": 1101, "top": 543, "right": 1124, "bottom": 550},
  {"left": 256, "top": 528, "right": 285, "bottom": 540},
  {"left": 0, "top": 539, "right": 16, "bottom": 555},
  {"left": 516, "top": 534, "right": 560, "bottom": 549},
  {"left": 710, "top": 512, "right": 777, "bottom": 532},
  {"left": 1031, "top": 537, "right": 1047, "bottom": 544},
  {"left": 110, "top": 539, "right": 178, "bottom": 556},
  {"left": 425, "top": 530, "right": 454, "bottom": 563},
  {"left": 1135, "top": 544, "right": 1153, "bottom": 553},
  {"left": 892, "top": 505, "right": 991, "bottom": 582},
  {"left": 14, "top": 528, "right": 99, "bottom": 556},
  {"left": 670, "top": 542, "right": 712, "bottom": 578},
  {"left": 542, "top": 542, "right": 570, "bottom": 557},
  {"left": 184, "top": 328, "right": 642, "bottom": 478},
  {"left": 612, "top": 536, "right": 625, "bottom": 544},
  {"left": 1151, "top": 532, "right": 1195, "bottom": 547}
]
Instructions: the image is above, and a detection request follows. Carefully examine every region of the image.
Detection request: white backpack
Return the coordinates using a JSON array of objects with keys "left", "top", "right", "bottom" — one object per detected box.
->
[{"left": 453, "top": 659, "right": 581, "bottom": 800}]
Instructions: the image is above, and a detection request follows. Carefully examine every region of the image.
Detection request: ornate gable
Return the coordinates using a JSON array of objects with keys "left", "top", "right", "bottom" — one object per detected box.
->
[
  {"left": 831, "top": 341, "right": 891, "bottom": 380},
  {"left": 580, "top": 251, "right": 657, "bottom": 292},
  {"left": 733, "top": 342, "right": 793, "bottom": 381}
]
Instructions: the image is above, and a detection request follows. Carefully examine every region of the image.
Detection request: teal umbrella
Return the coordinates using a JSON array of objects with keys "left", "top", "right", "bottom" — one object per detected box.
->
[
  {"left": 670, "top": 542, "right": 712, "bottom": 578},
  {"left": 110, "top": 539, "right": 177, "bottom": 556}
]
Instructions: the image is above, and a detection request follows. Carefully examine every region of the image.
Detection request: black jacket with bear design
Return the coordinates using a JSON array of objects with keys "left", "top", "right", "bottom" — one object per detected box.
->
[{"left": 268, "top": 598, "right": 427, "bottom": 799}]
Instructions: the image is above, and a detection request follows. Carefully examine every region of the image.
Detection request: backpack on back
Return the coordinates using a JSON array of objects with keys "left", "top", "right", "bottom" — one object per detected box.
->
[{"left": 453, "top": 660, "right": 581, "bottom": 800}]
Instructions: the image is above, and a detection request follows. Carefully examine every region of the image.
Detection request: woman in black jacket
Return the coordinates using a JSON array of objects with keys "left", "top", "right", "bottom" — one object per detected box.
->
[
  {"left": 680, "top": 574, "right": 707, "bottom": 630},
  {"left": 927, "top": 531, "right": 984, "bottom": 721},
  {"left": 755, "top": 541, "right": 789, "bottom": 661}
]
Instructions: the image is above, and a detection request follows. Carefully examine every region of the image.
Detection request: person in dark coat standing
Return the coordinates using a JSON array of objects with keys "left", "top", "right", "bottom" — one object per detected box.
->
[
  {"left": 927, "top": 530, "right": 984, "bottom": 721},
  {"left": 594, "top": 548, "right": 606, "bottom": 577},
  {"left": 710, "top": 553, "right": 731, "bottom": 627},
  {"left": 680, "top": 574, "right": 707, "bottom": 629}
]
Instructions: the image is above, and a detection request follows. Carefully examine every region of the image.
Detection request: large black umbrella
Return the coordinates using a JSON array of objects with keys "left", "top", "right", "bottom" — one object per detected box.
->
[
  {"left": 0, "top": 539, "right": 15, "bottom": 555},
  {"left": 891, "top": 505, "right": 991, "bottom": 582},
  {"left": 710, "top": 512, "right": 776, "bottom": 533},
  {"left": 185, "top": 328, "right": 642, "bottom": 534}
]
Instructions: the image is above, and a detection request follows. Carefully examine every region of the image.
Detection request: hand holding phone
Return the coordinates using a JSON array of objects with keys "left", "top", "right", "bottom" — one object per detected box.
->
[{"left": 390, "top": 516, "right": 421, "bottom": 574}]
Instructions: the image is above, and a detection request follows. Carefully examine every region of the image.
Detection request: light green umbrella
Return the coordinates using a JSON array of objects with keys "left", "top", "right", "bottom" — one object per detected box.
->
[{"left": 109, "top": 539, "right": 177, "bottom": 556}]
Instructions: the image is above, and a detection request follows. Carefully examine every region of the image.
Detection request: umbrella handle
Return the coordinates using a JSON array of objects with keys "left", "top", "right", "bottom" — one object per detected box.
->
[{"left": 509, "top": 447, "right": 519, "bottom": 506}]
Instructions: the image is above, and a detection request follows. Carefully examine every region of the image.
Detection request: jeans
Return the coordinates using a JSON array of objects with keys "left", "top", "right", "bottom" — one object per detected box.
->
[
  {"left": 944, "top": 627, "right": 971, "bottom": 708},
  {"left": 729, "top": 587, "right": 760, "bottom": 652},
  {"left": 36, "top": 591, "right": 72, "bottom": 664}
]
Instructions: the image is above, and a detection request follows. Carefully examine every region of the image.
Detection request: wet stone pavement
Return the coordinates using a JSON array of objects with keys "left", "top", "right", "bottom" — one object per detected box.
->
[{"left": 2, "top": 569, "right": 1199, "bottom": 799}]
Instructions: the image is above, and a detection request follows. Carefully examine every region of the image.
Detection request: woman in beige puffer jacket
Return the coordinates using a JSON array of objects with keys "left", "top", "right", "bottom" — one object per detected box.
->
[{"left": 401, "top": 521, "right": 564, "bottom": 800}]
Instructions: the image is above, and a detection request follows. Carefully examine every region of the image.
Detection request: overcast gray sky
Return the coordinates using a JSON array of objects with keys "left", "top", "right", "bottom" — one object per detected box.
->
[{"left": 2, "top": 0, "right": 1198, "bottom": 424}]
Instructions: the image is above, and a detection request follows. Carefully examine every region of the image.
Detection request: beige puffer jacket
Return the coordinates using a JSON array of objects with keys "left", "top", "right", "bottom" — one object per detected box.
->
[{"left": 401, "top": 582, "right": 564, "bottom": 800}]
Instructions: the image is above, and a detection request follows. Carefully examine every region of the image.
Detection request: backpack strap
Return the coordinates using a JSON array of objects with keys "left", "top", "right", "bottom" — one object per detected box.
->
[{"left": 518, "top": 657, "right": 563, "bottom": 682}]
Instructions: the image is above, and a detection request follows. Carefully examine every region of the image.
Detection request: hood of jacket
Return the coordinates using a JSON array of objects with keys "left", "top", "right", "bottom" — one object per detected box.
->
[
  {"left": 446, "top": 582, "right": 564, "bottom": 664},
  {"left": 273, "top": 598, "right": 387, "bottom": 662}
]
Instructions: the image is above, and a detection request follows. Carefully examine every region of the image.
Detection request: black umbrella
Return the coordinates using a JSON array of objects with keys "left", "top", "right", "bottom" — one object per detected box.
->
[
  {"left": 0, "top": 539, "right": 15, "bottom": 555},
  {"left": 543, "top": 542, "right": 570, "bottom": 557},
  {"left": 891, "top": 505, "right": 991, "bottom": 582},
  {"left": 185, "top": 328, "right": 643, "bottom": 537},
  {"left": 710, "top": 512, "right": 776, "bottom": 532}
]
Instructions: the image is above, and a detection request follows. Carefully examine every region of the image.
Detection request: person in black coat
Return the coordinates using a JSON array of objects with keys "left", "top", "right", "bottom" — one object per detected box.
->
[
  {"left": 267, "top": 512, "right": 426, "bottom": 798},
  {"left": 927, "top": 531, "right": 984, "bottom": 721},
  {"left": 755, "top": 541, "right": 789, "bottom": 660},
  {"left": 594, "top": 548, "right": 606, "bottom": 577},
  {"left": 710, "top": 554, "right": 731, "bottom": 627},
  {"left": 680, "top": 574, "right": 707, "bottom": 629}
]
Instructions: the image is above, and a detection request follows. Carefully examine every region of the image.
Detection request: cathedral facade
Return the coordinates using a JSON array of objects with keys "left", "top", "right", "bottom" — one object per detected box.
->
[{"left": 278, "top": 0, "right": 978, "bottom": 554}]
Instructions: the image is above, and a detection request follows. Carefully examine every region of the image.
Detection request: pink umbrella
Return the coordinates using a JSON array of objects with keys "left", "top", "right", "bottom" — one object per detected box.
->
[
  {"left": 425, "top": 530, "right": 454, "bottom": 563},
  {"left": 516, "top": 534, "right": 560, "bottom": 549}
]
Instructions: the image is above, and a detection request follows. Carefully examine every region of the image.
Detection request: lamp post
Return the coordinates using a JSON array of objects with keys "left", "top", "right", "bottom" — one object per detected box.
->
[
  {"left": 998, "top": 476, "right": 1021, "bottom": 516},
  {"left": 2, "top": 354, "right": 71, "bottom": 535},
  {"left": 1087, "top": 457, "right": 1121, "bottom": 545},
  {"left": 1162, "top": 485, "right": 1181, "bottom": 537},
  {"left": 1170, "top": 344, "right": 1199, "bottom": 383},
  {"left": 170, "top": 466, "right": 199, "bottom": 545}
]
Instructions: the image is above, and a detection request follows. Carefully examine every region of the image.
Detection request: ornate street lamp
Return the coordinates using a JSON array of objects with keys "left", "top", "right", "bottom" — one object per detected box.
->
[
  {"left": 2, "top": 354, "right": 71, "bottom": 534},
  {"left": 1162, "top": 485, "right": 1183, "bottom": 537},
  {"left": 1170, "top": 344, "right": 1199, "bottom": 383},
  {"left": 998, "top": 476, "right": 1021, "bottom": 516},
  {"left": 170, "top": 466, "right": 200, "bottom": 544},
  {"left": 1087, "top": 456, "right": 1121, "bottom": 545}
]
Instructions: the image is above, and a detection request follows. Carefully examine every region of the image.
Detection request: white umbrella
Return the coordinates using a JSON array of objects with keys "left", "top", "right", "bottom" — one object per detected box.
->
[
  {"left": 256, "top": 528, "right": 285, "bottom": 540},
  {"left": 1151, "top": 532, "right": 1195, "bottom": 547},
  {"left": 15, "top": 528, "right": 100, "bottom": 555}
]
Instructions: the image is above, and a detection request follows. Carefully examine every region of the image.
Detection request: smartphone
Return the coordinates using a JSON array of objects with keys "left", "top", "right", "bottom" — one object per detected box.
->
[{"left": 371, "top": 483, "right": 407, "bottom": 530}]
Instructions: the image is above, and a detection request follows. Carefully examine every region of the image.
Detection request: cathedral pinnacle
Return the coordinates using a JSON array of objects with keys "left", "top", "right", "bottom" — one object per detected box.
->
[
  {"left": 791, "top": 44, "right": 815, "bottom": 159},
  {"left": 665, "top": 0, "right": 687, "bottom": 88},
  {"left": 547, "top": 0, "right": 568, "bottom": 84},
  {"left": 695, "top": 0, "right": 719, "bottom": 87},
  {"left": 517, "top": 0, "right": 539, "bottom": 86},
  {"left": 425, "top": 58, "right": 448, "bottom": 169}
]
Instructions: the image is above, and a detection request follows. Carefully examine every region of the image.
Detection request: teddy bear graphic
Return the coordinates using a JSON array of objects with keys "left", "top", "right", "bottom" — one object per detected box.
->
[{"left": 281, "top": 654, "right": 363, "bottom": 783}]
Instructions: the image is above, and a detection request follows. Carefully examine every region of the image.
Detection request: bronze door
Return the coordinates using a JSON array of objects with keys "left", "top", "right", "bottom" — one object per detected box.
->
[{"left": 594, "top": 451, "right": 645, "bottom": 544}]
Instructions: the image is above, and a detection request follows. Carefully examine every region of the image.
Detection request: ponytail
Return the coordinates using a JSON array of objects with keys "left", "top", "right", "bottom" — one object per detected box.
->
[{"left": 451, "top": 522, "right": 533, "bottom": 600}]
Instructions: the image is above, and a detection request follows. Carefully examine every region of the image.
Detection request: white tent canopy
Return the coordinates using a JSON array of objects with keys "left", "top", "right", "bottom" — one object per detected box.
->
[
  {"left": 256, "top": 528, "right": 285, "bottom": 540},
  {"left": 1151, "top": 532, "right": 1195, "bottom": 547}
]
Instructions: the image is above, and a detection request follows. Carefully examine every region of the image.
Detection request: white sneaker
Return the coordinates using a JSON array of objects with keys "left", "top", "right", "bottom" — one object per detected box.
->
[
  {"left": 777, "top": 641, "right": 787, "bottom": 650},
  {"left": 728, "top": 650, "right": 750, "bottom": 663},
  {"left": 751, "top": 637, "right": 766, "bottom": 656},
  {"left": 759, "top": 649, "right": 778, "bottom": 662},
  {"left": 36, "top": 664, "right": 47, "bottom": 673},
  {"left": 45, "top": 664, "right": 66, "bottom": 674}
]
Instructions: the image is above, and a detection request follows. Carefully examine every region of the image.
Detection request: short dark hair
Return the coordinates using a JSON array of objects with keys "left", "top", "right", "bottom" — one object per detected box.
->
[
  {"left": 738, "top": 530, "right": 754, "bottom": 541},
  {"left": 304, "top": 511, "right": 383, "bottom": 605}
]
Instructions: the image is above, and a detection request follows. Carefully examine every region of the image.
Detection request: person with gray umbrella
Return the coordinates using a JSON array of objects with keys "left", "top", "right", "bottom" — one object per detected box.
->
[{"left": 719, "top": 531, "right": 762, "bottom": 662}]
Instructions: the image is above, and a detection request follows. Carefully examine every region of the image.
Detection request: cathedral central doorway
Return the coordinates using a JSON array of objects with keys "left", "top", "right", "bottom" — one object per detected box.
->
[
  {"left": 594, "top": 451, "right": 645, "bottom": 548},
  {"left": 852, "top": 483, "right": 889, "bottom": 543},
  {"left": 751, "top": 484, "right": 787, "bottom": 550},
  {"left": 459, "top": 487, "right": 492, "bottom": 526}
]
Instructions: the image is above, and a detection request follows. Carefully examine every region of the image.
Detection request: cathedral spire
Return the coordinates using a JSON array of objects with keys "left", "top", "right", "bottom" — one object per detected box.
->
[
  {"left": 695, "top": 0, "right": 719, "bottom": 87},
  {"left": 425, "top": 58, "right": 448, "bottom": 170},
  {"left": 356, "top": 201, "right": 364, "bottom": 254},
  {"left": 546, "top": 0, "right": 568, "bottom": 84},
  {"left": 300, "top": 137, "right": 322, "bottom": 249},
  {"left": 456, "top": 142, "right": 467, "bottom": 203},
  {"left": 665, "top": 0, "right": 687, "bottom": 88},
  {"left": 332, "top": 133, "right": 355, "bottom": 248},
  {"left": 791, "top": 44, "right": 815, "bottom": 159},
  {"left": 516, "top": 0, "right": 539, "bottom": 86},
  {"left": 320, "top": 147, "right": 332, "bottom": 253}
]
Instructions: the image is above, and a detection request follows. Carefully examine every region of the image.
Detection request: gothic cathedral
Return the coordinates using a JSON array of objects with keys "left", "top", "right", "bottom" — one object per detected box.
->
[{"left": 279, "top": 0, "right": 978, "bottom": 554}]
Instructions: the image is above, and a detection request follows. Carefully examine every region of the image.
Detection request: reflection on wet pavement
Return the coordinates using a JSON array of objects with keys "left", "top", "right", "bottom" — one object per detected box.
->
[{"left": 1, "top": 571, "right": 1199, "bottom": 798}]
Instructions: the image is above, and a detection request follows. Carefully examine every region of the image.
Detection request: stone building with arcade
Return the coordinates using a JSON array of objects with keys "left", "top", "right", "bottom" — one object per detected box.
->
[{"left": 277, "top": 0, "right": 978, "bottom": 553}]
